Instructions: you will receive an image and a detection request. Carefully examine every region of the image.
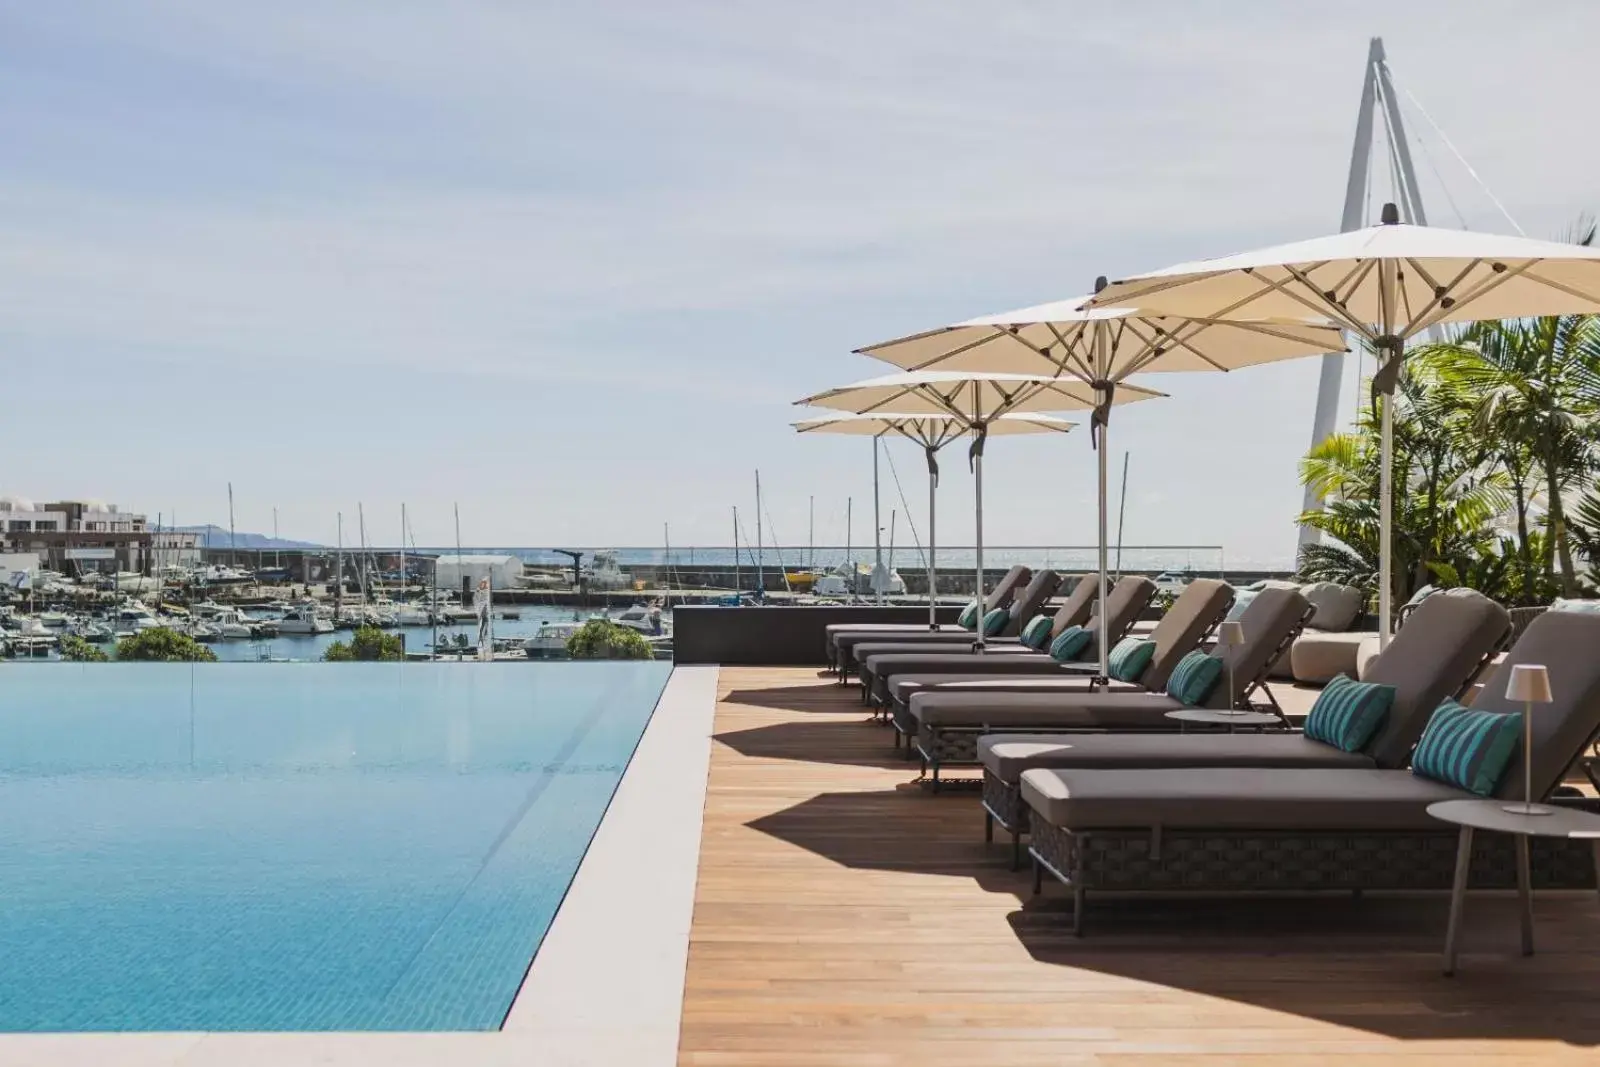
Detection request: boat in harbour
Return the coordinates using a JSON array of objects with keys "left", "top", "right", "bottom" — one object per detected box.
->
[{"left": 277, "top": 603, "right": 334, "bottom": 635}]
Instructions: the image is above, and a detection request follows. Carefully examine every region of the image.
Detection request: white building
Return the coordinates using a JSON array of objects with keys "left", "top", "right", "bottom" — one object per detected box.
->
[
  {"left": 0, "top": 495, "right": 153, "bottom": 573},
  {"left": 432, "top": 554, "right": 524, "bottom": 592}
]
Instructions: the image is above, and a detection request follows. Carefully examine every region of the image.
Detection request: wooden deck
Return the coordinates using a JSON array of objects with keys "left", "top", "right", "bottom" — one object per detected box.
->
[{"left": 677, "top": 667, "right": 1600, "bottom": 1065}]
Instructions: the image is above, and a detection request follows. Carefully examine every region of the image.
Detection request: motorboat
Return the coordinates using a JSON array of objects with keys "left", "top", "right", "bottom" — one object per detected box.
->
[
  {"left": 187, "top": 620, "right": 222, "bottom": 643},
  {"left": 114, "top": 602, "right": 162, "bottom": 631},
  {"left": 37, "top": 611, "right": 72, "bottom": 629},
  {"left": 812, "top": 562, "right": 905, "bottom": 598},
  {"left": 610, "top": 603, "right": 669, "bottom": 636},
  {"left": 585, "top": 550, "right": 633, "bottom": 591},
  {"left": 210, "top": 607, "right": 257, "bottom": 639},
  {"left": 522, "top": 620, "right": 585, "bottom": 659},
  {"left": 276, "top": 603, "right": 334, "bottom": 635},
  {"left": 72, "top": 619, "right": 116, "bottom": 643}
]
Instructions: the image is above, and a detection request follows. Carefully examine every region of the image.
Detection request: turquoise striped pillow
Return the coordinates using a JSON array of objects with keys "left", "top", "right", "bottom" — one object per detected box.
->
[
  {"left": 1411, "top": 700, "right": 1522, "bottom": 797},
  {"left": 1164, "top": 650, "right": 1222, "bottom": 706},
  {"left": 982, "top": 607, "right": 1010, "bottom": 636},
  {"left": 956, "top": 600, "right": 979, "bottom": 630},
  {"left": 1303, "top": 673, "right": 1395, "bottom": 752},
  {"left": 1107, "top": 637, "right": 1156, "bottom": 683},
  {"left": 1019, "top": 614, "right": 1054, "bottom": 650},
  {"left": 1048, "top": 626, "right": 1091, "bottom": 662}
]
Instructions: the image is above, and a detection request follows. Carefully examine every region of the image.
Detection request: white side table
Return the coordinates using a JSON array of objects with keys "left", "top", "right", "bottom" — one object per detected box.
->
[{"left": 1426, "top": 798, "right": 1600, "bottom": 976}]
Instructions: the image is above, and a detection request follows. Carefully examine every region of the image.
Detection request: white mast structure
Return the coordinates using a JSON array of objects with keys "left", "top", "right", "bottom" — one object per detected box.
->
[{"left": 1300, "top": 36, "right": 1428, "bottom": 548}]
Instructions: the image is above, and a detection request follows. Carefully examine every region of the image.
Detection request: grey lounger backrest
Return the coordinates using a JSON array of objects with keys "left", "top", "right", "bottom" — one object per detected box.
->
[
  {"left": 1083, "top": 575, "right": 1158, "bottom": 651},
  {"left": 1047, "top": 574, "right": 1098, "bottom": 638},
  {"left": 984, "top": 566, "right": 1030, "bottom": 613},
  {"left": 1004, "top": 569, "right": 1061, "bottom": 631},
  {"left": 1207, "top": 586, "right": 1311, "bottom": 708},
  {"left": 1362, "top": 589, "right": 1510, "bottom": 768},
  {"left": 1472, "top": 610, "right": 1600, "bottom": 801},
  {"left": 1135, "top": 578, "right": 1234, "bottom": 689}
]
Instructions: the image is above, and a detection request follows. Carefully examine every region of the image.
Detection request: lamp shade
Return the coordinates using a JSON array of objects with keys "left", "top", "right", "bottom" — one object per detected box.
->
[
  {"left": 1506, "top": 663, "right": 1552, "bottom": 703},
  {"left": 1218, "top": 621, "right": 1246, "bottom": 647}
]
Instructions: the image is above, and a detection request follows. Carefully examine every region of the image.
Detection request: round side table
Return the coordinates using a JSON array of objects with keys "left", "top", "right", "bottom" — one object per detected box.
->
[
  {"left": 1164, "top": 708, "right": 1282, "bottom": 733},
  {"left": 1426, "top": 798, "right": 1600, "bottom": 976}
]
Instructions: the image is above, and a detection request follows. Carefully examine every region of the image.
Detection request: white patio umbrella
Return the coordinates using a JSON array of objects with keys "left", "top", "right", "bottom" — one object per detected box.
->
[
  {"left": 1090, "top": 202, "right": 1600, "bottom": 645},
  {"left": 793, "top": 412, "right": 1077, "bottom": 628},
  {"left": 859, "top": 298, "right": 1346, "bottom": 677},
  {"left": 796, "top": 371, "right": 1160, "bottom": 650}
]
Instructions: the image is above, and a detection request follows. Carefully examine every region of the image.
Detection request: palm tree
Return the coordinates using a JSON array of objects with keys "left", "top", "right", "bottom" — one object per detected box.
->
[
  {"left": 1297, "top": 362, "right": 1506, "bottom": 604},
  {"left": 1414, "top": 313, "right": 1600, "bottom": 597}
]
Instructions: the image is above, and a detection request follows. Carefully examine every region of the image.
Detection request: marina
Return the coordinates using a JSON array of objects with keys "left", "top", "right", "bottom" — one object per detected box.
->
[{"left": 5, "top": 12, "right": 1600, "bottom": 1067}]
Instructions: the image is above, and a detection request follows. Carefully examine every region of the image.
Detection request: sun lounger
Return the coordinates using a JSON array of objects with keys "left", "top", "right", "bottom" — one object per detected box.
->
[
  {"left": 824, "top": 564, "right": 1029, "bottom": 670},
  {"left": 882, "top": 578, "right": 1234, "bottom": 718},
  {"left": 977, "top": 590, "right": 1510, "bottom": 864},
  {"left": 858, "top": 575, "right": 1157, "bottom": 706},
  {"left": 898, "top": 586, "right": 1312, "bottom": 786},
  {"left": 1021, "top": 608, "right": 1600, "bottom": 932},
  {"left": 828, "top": 568, "right": 1060, "bottom": 678}
]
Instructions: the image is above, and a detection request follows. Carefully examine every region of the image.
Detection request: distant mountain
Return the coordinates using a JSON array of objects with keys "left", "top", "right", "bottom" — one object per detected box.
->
[{"left": 176, "top": 525, "right": 324, "bottom": 550}]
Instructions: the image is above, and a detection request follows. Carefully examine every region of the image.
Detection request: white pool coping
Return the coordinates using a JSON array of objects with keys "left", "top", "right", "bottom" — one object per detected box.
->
[{"left": 0, "top": 665, "right": 720, "bottom": 1067}]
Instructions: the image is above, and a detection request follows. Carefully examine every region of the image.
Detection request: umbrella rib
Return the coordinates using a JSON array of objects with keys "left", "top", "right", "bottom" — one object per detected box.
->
[
  {"left": 1330, "top": 259, "right": 1377, "bottom": 307},
  {"left": 1409, "top": 260, "right": 1536, "bottom": 334},
  {"left": 890, "top": 329, "right": 1006, "bottom": 372},
  {"left": 1124, "top": 317, "right": 1231, "bottom": 374},
  {"left": 1512, "top": 264, "right": 1600, "bottom": 310},
  {"left": 1277, "top": 265, "right": 1375, "bottom": 336}
]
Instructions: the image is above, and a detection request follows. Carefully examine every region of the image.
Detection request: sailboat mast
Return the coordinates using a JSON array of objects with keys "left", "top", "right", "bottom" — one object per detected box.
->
[
  {"left": 845, "top": 496, "right": 853, "bottom": 600},
  {"left": 454, "top": 502, "right": 463, "bottom": 607},
  {"left": 754, "top": 470, "right": 764, "bottom": 595},
  {"left": 227, "top": 482, "right": 237, "bottom": 568},
  {"left": 1114, "top": 451, "right": 1130, "bottom": 580},
  {"left": 399, "top": 503, "right": 407, "bottom": 604},
  {"left": 273, "top": 507, "right": 280, "bottom": 570},
  {"left": 335, "top": 512, "right": 344, "bottom": 623},
  {"left": 731, "top": 507, "right": 740, "bottom": 592},
  {"left": 357, "top": 502, "right": 368, "bottom": 604}
]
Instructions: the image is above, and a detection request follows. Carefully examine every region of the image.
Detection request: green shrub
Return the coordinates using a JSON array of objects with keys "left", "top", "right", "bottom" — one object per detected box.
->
[
  {"left": 115, "top": 627, "right": 219, "bottom": 662},
  {"left": 323, "top": 625, "right": 405, "bottom": 662},
  {"left": 58, "top": 635, "right": 109, "bottom": 662},
  {"left": 565, "top": 619, "right": 652, "bottom": 660}
]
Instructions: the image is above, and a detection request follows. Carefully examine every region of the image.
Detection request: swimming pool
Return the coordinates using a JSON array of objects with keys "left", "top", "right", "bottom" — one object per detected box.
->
[{"left": 0, "top": 661, "right": 674, "bottom": 1032}]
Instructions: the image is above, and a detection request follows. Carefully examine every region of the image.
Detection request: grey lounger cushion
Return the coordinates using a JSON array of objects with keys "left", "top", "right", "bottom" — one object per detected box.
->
[
  {"left": 862, "top": 574, "right": 1156, "bottom": 700},
  {"left": 1020, "top": 766, "right": 1475, "bottom": 832},
  {"left": 843, "top": 568, "right": 1061, "bottom": 668},
  {"left": 886, "top": 578, "right": 1233, "bottom": 706},
  {"left": 906, "top": 585, "right": 1310, "bottom": 728},
  {"left": 979, "top": 733, "right": 1374, "bottom": 784},
  {"left": 972, "top": 586, "right": 1510, "bottom": 787}
]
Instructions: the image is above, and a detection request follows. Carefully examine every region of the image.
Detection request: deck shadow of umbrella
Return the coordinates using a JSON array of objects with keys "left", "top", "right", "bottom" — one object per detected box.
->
[
  {"left": 721, "top": 684, "right": 878, "bottom": 713},
  {"left": 715, "top": 720, "right": 926, "bottom": 772},
  {"left": 744, "top": 788, "right": 1034, "bottom": 891},
  {"left": 1004, "top": 889, "right": 1600, "bottom": 1045}
]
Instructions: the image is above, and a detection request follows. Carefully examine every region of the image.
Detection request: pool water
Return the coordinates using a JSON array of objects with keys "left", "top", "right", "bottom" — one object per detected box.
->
[{"left": 0, "top": 662, "right": 673, "bottom": 1032}]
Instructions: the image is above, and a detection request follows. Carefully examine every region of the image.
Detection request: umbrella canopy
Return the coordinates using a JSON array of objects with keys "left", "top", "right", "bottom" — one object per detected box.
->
[
  {"left": 858, "top": 297, "right": 1346, "bottom": 380},
  {"left": 855, "top": 304, "right": 1344, "bottom": 679},
  {"left": 793, "top": 413, "right": 1076, "bottom": 624},
  {"left": 795, "top": 372, "right": 1153, "bottom": 650},
  {"left": 793, "top": 411, "right": 1078, "bottom": 442},
  {"left": 1088, "top": 203, "right": 1600, "bottom": 645},
  {"left": 797, "top": 371, "right": 1162, "bottom": 418},
  {"left": 1089, "top": 211, "right": 1600, "bottom": 332}
]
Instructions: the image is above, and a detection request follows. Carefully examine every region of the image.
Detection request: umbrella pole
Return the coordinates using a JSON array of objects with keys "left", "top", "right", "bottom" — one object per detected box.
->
[
  {"left": 1377, "top": 258, "right": 1397, "bottom": 650},
  {"left": 926, "top": 444, "right": 939, "bottom": 629},
  {"left": 972, "top": 416, "right": 986, "bottom": 653},
  {"left": 1097, "top": 408, "right": 1110, "bottom": 682}
]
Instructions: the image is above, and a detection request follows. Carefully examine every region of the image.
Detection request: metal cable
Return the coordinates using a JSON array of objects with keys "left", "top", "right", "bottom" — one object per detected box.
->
[{"left": 881, "top": 442, "right": 927, "bottom": 569}]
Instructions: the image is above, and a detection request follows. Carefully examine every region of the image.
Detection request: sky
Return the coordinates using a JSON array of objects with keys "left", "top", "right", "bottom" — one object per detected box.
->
[{"left": 3, "top": 1, "right": 1599, "bottom": 566}]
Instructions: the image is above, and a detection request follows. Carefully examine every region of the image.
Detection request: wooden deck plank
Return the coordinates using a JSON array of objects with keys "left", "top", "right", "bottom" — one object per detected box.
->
[{"left": 677, "top": 667, "right": 1600, "bottom": 1065}]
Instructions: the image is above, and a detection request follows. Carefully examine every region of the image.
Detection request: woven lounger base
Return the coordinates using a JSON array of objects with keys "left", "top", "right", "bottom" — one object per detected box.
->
[
  {"left": 1027, "top": 807, "right": 1600, "bottom": 936},
  {"left": 981, "top": 770, "right": 1031, "bottom": 870}
]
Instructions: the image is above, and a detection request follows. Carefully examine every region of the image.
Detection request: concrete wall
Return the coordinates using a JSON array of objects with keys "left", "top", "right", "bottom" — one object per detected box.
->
[{"left": 673, "top": 604, "right": 964, "bottom": 666}]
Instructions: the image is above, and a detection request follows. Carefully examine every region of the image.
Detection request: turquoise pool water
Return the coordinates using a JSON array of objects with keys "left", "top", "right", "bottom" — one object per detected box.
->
[{"left": 0, "top": 662, "right": 673, "bottom": 1032}]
